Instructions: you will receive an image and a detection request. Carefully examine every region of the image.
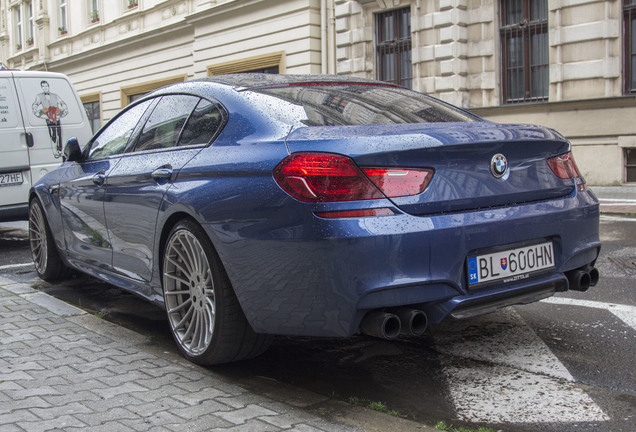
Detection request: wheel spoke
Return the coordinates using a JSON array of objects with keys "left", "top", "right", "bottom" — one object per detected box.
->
[
  {"left": 193, "top": 312, "right": 203, "bottom": 351},
  {"left": 189, "top": 309, "right": 201, "bottom": 346},
  {"left": 198, "top": 311, "right": 210, "bottom": 351},
  {"left": 164, "top": 272, "right": 190, "bottom": 286},
  {"left": 203, "top": 301, "right": 214, "bottom": 334},
  {"left": 205, "top": 296, "right": 215, "bottom": 312},
  {"left": 187, "top": 235, "right": 203, "bottom": 276},
  {"left": 174, "top": 304, "right": 194, "bottom": 331},
  {"left": 176, "top": 235, "right": 196, "bottom": 275},
  {"left": 192, "top": 240, "right": 205, "bottom": 276},
  {"left": 165, "top": 289, "right": 190, "bottom": 296},
  {"left": 167, "top": 297, "right": 192, "bottom": 314},
  {"left": 166, "top": 253, "right": 190, "bottom": 277}
]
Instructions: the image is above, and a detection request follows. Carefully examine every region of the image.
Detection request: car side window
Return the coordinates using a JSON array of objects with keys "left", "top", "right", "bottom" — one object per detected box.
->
[
  {"left": 133, "top": 95, "right": 199, "bottom": 152},
  {"left": 87, "top": 100, "right": 153, "bottom": 160},
  {"left": 177, "top": 99, "right": 225, "bottom": 147}
]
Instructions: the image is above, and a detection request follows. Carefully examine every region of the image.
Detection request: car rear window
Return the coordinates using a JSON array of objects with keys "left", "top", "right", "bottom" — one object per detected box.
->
[{"left": 242, "top": 83, "right": 479, "bottom": 127}]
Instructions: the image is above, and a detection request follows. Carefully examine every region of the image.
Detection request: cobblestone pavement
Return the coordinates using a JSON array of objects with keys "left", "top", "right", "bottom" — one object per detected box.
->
[{"left": 0, "top": 277, "right": 432, "bottom": 432}]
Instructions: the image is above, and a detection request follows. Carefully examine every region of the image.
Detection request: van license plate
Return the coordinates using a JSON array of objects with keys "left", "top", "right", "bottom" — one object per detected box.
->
[
  {"left": 467, "top": 241, "right": 555, "bottom": 287},
  {"left": 0, "top": 171, "right": 24, "bottom": 187}
]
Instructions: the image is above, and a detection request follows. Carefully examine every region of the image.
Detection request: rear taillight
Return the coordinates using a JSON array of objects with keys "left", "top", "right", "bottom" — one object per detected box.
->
[
  {"left": 547, "top": 151, "right": 586, "bottom": 190},
  {"left": 273, "top": 152, "right": 433, "bottom": 202},
  {"left": 273, "top": 153, "right": 383, "bottom": 202}
]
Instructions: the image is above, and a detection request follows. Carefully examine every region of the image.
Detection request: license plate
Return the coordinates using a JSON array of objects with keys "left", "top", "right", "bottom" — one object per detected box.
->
[
  {"left": 0, "top": 171, "right": 24, "bottom": 187},
  {"left": 467, "top": 241, "right": 555, "bottom": 287}
]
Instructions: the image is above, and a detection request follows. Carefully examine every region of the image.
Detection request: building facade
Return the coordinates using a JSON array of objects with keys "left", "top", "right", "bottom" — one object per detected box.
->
[{"left": 1, "top": 0, "right": 634, "bottom": 185}]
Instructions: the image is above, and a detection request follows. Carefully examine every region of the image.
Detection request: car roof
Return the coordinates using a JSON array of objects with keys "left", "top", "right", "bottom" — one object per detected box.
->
[{"left": 194, "top": 73, "right": 397, "bottom": 91}]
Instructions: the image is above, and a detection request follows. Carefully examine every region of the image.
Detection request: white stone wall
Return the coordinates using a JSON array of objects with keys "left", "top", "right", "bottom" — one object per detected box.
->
[
  {"left": 190, "top": 0, "right": 322, "bottom": 78},
  {"left": 1, "top": 0, "right": 323, "bottom": 122},
  {"left": 549, "top": 0, "right": 621, "bottom": 101}
]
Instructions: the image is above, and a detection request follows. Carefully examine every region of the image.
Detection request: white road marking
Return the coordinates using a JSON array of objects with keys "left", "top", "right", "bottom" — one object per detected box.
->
[
  {"left": 598, "top": 198, "right": 636, "bottom": 203},
  {"left": 542, "top": 297, "right": 636, "bottom": 331},
  {"left": 434, "top": 308, "right": 609, "bottom": 424},
  {"left": 442, "top": 363, "right": 608, "bottom": 424},
  {"left": 434, "top": 308, "right": 573, "bottom": 380},
  {"left": 601, "top": 215, "right": 636, "bottom": 222},
  {"left": 0, "top": 262, "right": 33, "bottom": 271}
]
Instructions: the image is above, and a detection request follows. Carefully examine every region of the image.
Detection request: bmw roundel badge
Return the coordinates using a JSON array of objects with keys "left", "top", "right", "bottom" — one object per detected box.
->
[{"left": 490, "top": 153, "right": 508, "bottom": 179}]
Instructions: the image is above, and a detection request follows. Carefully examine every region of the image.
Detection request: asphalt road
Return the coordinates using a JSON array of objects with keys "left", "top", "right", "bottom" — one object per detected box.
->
[{"left": 1, "top": 216, "right": 634, "bottom": 432}]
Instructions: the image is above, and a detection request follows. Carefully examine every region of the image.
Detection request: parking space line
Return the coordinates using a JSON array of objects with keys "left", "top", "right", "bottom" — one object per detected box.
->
[
  {"left": 0, "top": 262, "right": 33, "bottom": 271},
  {"left": 598, "top": 198, "right": 636, "bottom": 203},
  {"left": 434, "top": 308, "right": 608, "bottom": 424},
  {"left": 601, "top": 215, "right": 636, "bottom": 222},
  {"left": 542, "top": 297, "right": 636, "bottom": 331}
]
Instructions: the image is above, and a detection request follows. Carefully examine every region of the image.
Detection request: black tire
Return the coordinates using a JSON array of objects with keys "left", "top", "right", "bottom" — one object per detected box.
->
[
  {"left": 162, "top": 218, "right": 271, "bottom": 365},
  {"left": 29, "top": 198, "right": 72, "bottom": 282}
]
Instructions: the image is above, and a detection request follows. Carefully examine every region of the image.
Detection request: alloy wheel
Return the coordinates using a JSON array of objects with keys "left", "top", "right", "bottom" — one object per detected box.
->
[
  {"left": 163, "top": 229, "right": 216, "bottom": 356},
  {"left": 29, "top": 201, "right": 48, "bottom": 275}
]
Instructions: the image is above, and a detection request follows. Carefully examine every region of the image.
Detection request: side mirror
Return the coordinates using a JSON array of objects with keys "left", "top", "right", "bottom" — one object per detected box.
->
[{"left": 63, "top": 137, "right": 83, "bottom": 162}]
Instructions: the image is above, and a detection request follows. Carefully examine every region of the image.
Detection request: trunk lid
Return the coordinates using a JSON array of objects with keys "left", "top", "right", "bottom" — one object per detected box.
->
[{"left": 285, "top": 122, "right": 574, "bottom": 215}]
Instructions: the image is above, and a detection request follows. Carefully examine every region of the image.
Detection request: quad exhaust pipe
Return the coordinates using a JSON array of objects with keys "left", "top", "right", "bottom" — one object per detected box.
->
[
  {"left": 361, "top": 266, "right": 599, "bottom": 338},
  {"left": 566, "top": 266, "right": 600, "bottom": 292},
  {"left": 396, "top": 308, "right": 428, "bottom": 337},
  {"left": 359, "top": 308, "right": 428, "bottom": 340}
]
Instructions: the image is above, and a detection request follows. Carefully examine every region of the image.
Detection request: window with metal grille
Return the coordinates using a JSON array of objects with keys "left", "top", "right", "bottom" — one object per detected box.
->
[
  {"left": 625, "top": 0, "right": 636, "bottom": 94},
  {"left": 376, "top": 7, "right": 412, "bottom": 89},
  {"left": 499, "top": 0, "right": 548, "bottom": 103}
]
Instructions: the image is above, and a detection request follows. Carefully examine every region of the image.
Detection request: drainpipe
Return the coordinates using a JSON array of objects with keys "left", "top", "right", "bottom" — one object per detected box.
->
[
  {"left": 327, "top": 0, "right": 336, "bottom": 74},
  {"left": 321, "top": 0, "right": 328, "bottom": 74}
]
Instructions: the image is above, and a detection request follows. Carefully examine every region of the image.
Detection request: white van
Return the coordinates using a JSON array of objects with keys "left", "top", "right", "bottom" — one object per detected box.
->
[{"left": 0, "top": 70, "right": 93, "bottom": 221}]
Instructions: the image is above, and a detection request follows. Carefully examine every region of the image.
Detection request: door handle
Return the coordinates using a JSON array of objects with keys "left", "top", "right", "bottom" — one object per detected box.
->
[
  {"left": 25, "top": 132, "right": 34, "bottom": 148},
  {"left": 151, "top": 168, "right": 173, "bottom": 180},
  {"left": 92, "top": 172, "right": 106, "bottom": 186}
]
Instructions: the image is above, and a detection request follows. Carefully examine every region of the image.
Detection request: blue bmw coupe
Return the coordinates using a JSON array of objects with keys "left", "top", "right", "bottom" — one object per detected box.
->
[{"left": 29, "top": 74, "right": 600, "bottom": 365}]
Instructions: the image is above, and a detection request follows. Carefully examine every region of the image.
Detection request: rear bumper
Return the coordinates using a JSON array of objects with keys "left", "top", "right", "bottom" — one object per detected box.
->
[
  {"left": 206, "top": 189, "right": 600, "bottom": 338},
  {"left": 424, "top": 273, "right": 568, "bottom": 322}
]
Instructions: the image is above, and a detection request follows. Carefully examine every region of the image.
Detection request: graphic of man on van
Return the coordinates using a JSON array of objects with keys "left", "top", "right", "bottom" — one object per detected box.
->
[{"left": 32, "top": 80, "right": 68, "bottom": 157}]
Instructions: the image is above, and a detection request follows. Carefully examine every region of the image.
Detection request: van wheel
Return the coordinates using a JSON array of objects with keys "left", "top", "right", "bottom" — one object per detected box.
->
[
  {"left": 29, "top": 199, "right": 71, "bottom": 281},
  {"left": 162, "top": 219, "right": 271, "bottom": 365}
]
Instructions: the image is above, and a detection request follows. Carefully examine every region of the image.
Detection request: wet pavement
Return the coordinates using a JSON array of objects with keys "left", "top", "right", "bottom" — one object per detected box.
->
[
  {"left": 0, "top": 276, "right": 435, "bottom": 432},
  {"left": 1, "top": 185, "right": 634, "bottom": 431}
]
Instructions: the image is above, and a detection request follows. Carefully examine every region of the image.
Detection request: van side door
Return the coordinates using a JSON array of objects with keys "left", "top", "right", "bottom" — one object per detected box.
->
[
  {"left": 0, "top": 73, "right": 31, "bottom": 221},
  {"left": 14, "top": 74, "right": 93, "bottom": 185}
]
